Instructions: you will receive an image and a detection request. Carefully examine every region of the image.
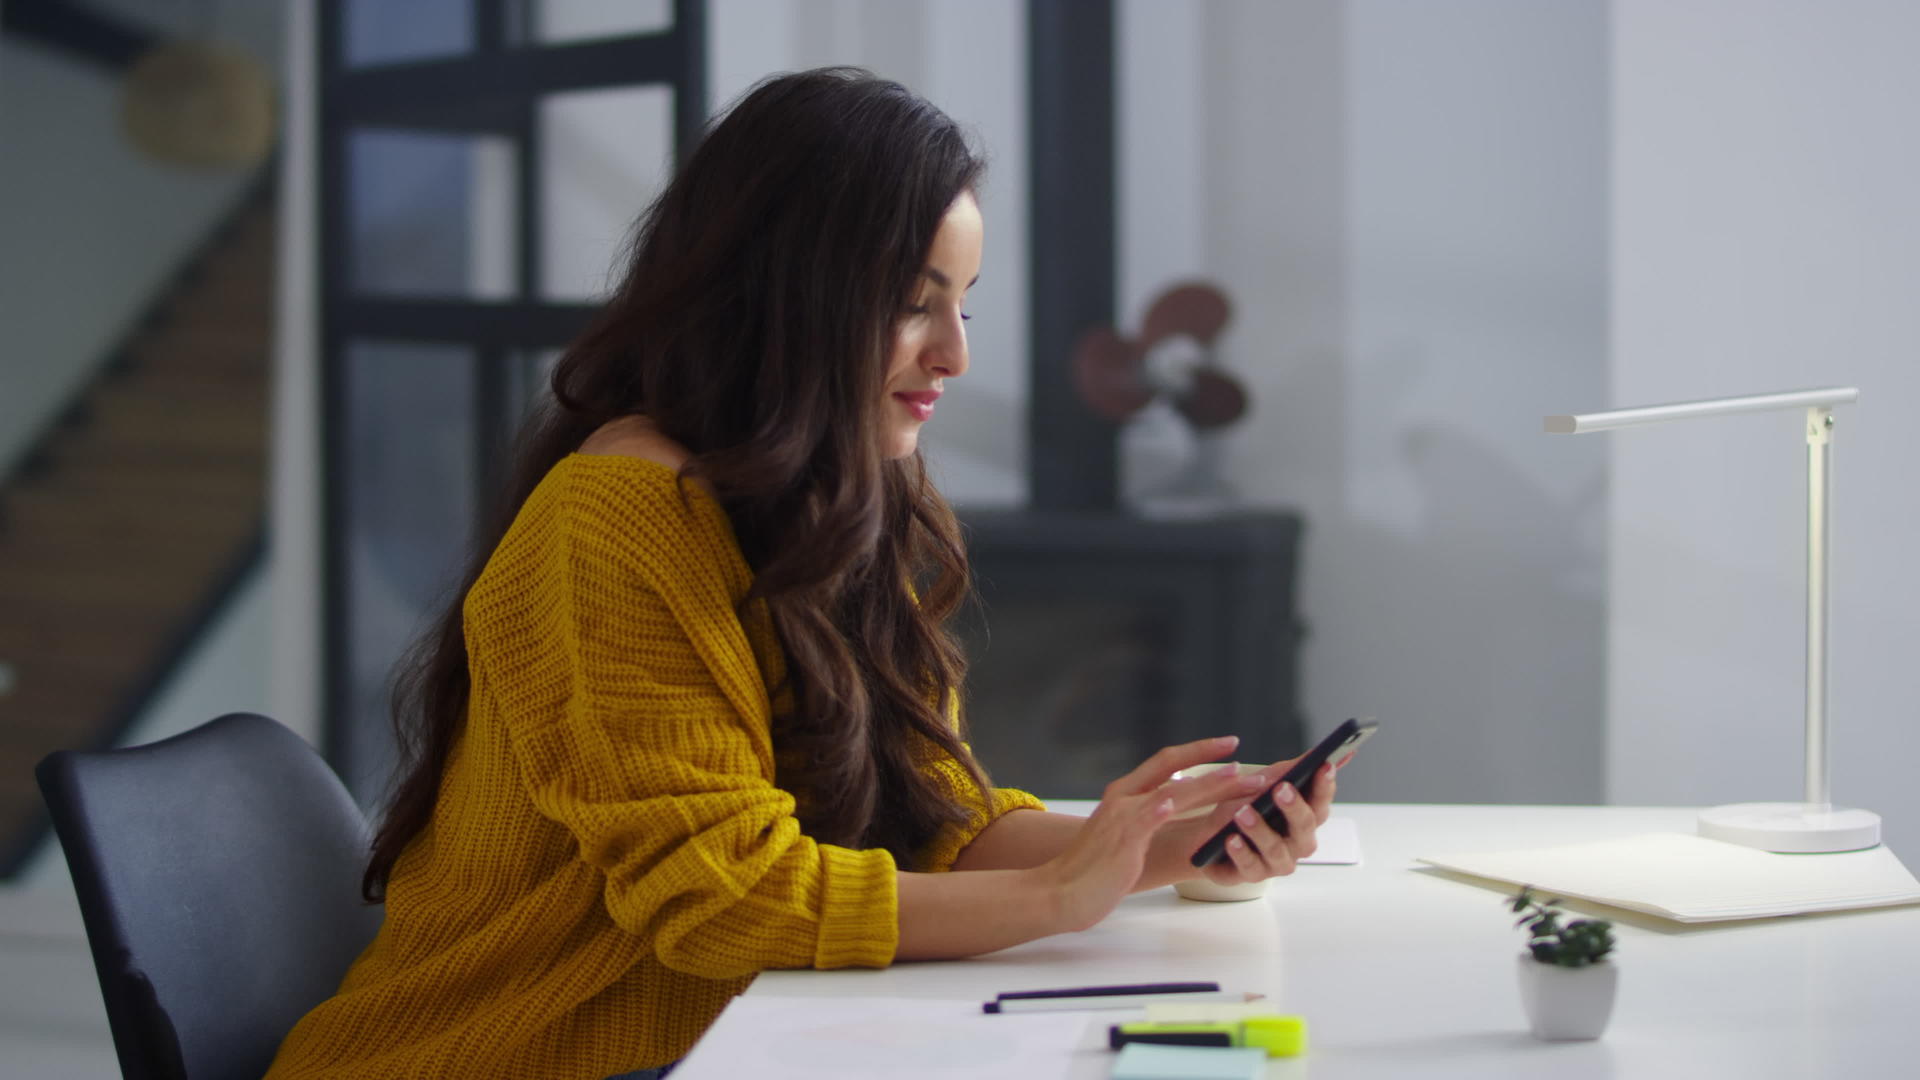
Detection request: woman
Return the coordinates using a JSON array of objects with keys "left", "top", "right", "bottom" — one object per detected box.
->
[{"left": 267, "top": 68, "right": 1333, "bottom": 1080}]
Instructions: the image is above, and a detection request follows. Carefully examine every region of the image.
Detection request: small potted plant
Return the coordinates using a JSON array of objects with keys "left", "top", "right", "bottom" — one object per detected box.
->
[{"left": 1509, "top": 886, "right": 1617, "bottom": 1040}]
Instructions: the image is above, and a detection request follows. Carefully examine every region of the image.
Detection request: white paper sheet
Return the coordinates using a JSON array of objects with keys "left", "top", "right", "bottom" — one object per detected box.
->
[
  {"left": 1418, "top": 832, "right": 1920, "bottom": 922},
  {"left": 668, "top": 995, "right": 1109, "bottom": 1079}
]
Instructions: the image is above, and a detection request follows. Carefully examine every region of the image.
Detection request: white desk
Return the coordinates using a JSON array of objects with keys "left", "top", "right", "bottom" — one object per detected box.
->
[{"left": 675, "top": 804, "right": 1920, "bottom": 1078}]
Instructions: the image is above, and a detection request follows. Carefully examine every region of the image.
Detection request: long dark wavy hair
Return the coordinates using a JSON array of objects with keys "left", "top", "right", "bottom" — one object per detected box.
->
[{"left": 363, "top": 68, "right": 991, "bottom": 901}]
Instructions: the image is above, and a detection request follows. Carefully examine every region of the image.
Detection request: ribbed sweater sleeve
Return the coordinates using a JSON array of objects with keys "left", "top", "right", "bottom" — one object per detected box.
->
[
  {"left": 914, "top": 694, "right": 1048, "bottom": 872},
  {"left": 470, "top": 459, "right": 899, "bottom": 977}
]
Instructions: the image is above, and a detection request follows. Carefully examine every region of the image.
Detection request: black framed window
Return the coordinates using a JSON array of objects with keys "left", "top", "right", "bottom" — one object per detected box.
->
[{"left": 318, "top": 0, "right": 706, "bottom": 802}]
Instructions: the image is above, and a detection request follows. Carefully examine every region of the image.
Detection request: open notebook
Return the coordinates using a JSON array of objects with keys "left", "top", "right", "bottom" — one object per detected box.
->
[{"left": 1417, "top": 833, "right": 1920, "bottom": 923}]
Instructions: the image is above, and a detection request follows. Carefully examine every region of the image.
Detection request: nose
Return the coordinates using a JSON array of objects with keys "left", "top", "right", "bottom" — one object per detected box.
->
[{"left": 925, "top": 308, "right": 969, "bottom": 378}]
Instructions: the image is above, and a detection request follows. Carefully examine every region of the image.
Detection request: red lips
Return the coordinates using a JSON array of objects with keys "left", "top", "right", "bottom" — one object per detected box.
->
[{"left": 893, "top": 390, "right": 941, "bottom": 421}]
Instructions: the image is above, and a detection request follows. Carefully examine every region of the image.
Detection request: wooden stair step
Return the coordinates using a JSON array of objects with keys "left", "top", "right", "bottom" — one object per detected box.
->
[
  {"left": 0, "top": 783, "right": 53, "bottom": 852},
  {"left": 0, "top": 696, "right": 135, "bottom": 751},
  {"left": 2, "top": 482, "right": 263, "bottom": 522},
  {"left": 200, "top": 264, "right": 275, "bottom": 294},
  {"left": 91, "top": 369, "right": 269, "bottom": 409},
  {"left": 193, "top": 256, "right": 276, "bottom": 289},
  {"left": 204, "top": 230, "right": 275, "bottom": 267},
  {"left": 0, "top": 525, "right": 267, "bottom": 562},
  {"left": 43, "top": 436, "right": 263, "bottom": 473},
  {"left": 0, "top": 680, "right": 140, "bottom": 723},
  {"left": 0, "top": 769, "right": 49, "bottom": 812},
  {"left": 0, "top": 645, "right": 155, "bottom": 687},
  {"left": 125, "top": 339, "right": 272, "bottom": 379},
  {"left": 0, "top": 527, "right": 256, "bottom": 572},
  {"left": 80, "top": 386, "right": 269, "bottom": 434},
  {"left": 15, "top": 476, "right": 266, "bottom": 512},
  {"left": 0, "top": 499, "right": 262, "bottom": 543},
  {"left": 130, "top": 324, "right": 272, "bottom": 360},
  {"left": 50, "top": 413, "right": 269, "bottom": 456},
  {"left": 164, "top": 287, "right": 273, "bottom": 326},
  {"left": 0, "top": 662, "right": 137, "bottom": 712},
  {"left": 0, "top": 532, "right": 259, "bottom": 577},
  {"left": 0, "top": 671, "right": 145, "bottom": 713},
  {"left": 0, "top": 507, "right": 258, "bottom": 547},
  {"left": 0, "top": 612, "right": 177, "bottom": 659},
  {"left": 19, "top": 455, "right": 265, "bottom": 502},
  {"left": 180, "top": 250, "right": 275, "bottom": 287},
  {"left": 154, "top": 295, "right": 274, "bottom": 329},
  {"left": 0, "top": 570, "right": 214, "bottom": 613},
  {"left": 113, "top": 354, "right": 270, "bottom": 386}
]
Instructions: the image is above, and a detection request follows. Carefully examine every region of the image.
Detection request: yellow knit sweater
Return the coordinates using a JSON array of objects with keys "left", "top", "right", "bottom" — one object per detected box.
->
[{"left": 265, "top": 454, "right": 1043, "bottom": 1079}]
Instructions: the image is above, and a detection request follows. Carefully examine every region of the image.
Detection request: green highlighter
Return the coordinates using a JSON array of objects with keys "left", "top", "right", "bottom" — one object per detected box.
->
[{"left": 1108, "top": 1015, "right": 1309, "bottom": 1057}]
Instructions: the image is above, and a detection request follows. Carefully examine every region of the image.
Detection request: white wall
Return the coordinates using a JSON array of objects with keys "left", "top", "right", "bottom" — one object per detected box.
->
[
  {"left": 1610, "top": 0, "right": 1920, "bottom": 850},
  {"left": 1121, "top": 0, "right": 1611, "bottom": 802}
]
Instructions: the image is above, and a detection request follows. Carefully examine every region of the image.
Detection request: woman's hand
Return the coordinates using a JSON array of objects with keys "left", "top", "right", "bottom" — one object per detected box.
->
[
  {"left": 1028, "top": 736, "right": 1268, "bottom": 932},
  {"left": 1135, "top": 755, "right": 1338, "bottom": 894}
]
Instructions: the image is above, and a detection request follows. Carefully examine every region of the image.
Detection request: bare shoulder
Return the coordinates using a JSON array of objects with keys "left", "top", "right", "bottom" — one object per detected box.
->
[{"left": 577, "top": 415, "right": 691, "bottom": 470}]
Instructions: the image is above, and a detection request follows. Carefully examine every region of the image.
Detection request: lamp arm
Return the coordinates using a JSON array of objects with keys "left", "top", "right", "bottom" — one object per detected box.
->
[{"left": 1545, "top": 387, "right": 1858, "bottom": 434}]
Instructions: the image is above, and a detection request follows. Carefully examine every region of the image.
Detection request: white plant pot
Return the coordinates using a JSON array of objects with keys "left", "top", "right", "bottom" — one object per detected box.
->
[{"left": 1516, "top": 954, "right": 1617, "bottom": 1041}]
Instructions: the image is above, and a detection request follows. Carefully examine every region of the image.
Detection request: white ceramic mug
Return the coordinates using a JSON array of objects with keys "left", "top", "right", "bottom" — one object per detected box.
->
[{"left": 1169, "top": 762, "right": 1270, "bottom": 902}]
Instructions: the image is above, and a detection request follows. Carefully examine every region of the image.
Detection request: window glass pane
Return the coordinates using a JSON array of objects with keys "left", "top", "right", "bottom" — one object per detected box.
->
[
  {"left": 342, "top": 0, "right": 473, "bottom": 68},
  {"left": 534, "top": 0, "right": 672, "bottom": 44},
  {"left": 342, "top": 341, "right": 476, "bottom": 800},
  {"left": 538, "top": 85, "right": 674, "bottom": 302},
  {"left": 348, "top": 130, "right": 518, "bottom": 300}
]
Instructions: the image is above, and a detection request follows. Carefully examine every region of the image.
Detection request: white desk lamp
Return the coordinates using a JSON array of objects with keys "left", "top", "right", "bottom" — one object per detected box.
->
[{"left": 1545, "top": 387, "right": 1880, "bottom": 853}]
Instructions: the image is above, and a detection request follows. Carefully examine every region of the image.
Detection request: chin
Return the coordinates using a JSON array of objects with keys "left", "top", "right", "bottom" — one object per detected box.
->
[{"left": 885, "top": 429, "right": 920, "bottom": 460}]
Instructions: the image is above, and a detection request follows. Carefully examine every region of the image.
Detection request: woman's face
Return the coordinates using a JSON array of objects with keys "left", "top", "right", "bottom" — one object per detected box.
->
[{"left": 883, "top": 191, "right": 983, "bottom": 459}]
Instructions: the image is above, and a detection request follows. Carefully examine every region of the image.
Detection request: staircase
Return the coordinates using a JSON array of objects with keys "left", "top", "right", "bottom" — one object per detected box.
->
[{"left": 0, "top": 196, "right": 273, "bottom": 876}]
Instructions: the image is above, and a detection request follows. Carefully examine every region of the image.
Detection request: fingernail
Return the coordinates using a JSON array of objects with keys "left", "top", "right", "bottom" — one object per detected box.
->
[
  {"left": 1277, "top": 783, "right": 1297, "bottom": 805},
  {"left": 1235, "top": 806, "right": 1258, "bottom": 826},
  {"left": 1228, "top": 836, "right": 1245, "bottom": 851},
  {"left": 1239, "top": 772, "right": 1268, "bottom": 789},
  {"left": 1215, "top": 735, "right": 1240, "bottom": 747}
]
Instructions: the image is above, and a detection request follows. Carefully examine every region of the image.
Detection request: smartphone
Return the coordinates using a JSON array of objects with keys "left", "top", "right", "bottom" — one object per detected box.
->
[{"left": 1188, "top": 717, "right": 1378, "bottom": 869}]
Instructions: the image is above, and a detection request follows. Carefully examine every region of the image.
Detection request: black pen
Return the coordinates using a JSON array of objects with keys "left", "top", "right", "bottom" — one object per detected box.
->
[
  {"left": 995, "top": 981, "right": 1219, "bottom": 1002},
  {"left": 985, "top": 991, "right": 1262, "bottom": 1014}
]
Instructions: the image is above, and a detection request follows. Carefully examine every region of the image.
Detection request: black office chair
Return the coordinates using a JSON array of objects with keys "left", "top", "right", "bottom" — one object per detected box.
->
[{"left": 36, "top": 713, "right": 384, "bottom": 1080}]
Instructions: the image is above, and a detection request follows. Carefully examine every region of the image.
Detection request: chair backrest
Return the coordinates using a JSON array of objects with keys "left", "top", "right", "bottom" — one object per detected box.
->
[{"left": 36, "top": 713, "right": 384, "bottom": 1080}]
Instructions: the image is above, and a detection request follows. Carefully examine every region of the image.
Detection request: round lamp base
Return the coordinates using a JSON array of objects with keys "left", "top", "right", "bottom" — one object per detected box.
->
[{"left": 1697, "top": 803, "right": 1881, "bottom": 853}]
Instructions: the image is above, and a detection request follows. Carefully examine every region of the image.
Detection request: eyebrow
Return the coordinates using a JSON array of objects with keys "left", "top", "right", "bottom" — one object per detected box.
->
[{"left": 922, "top": 268, "right": 980, "bottom": 289}]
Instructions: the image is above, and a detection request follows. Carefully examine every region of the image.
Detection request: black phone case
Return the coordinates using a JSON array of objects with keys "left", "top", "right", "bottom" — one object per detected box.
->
[{"left": 1187, "top": 717, "right": 1376, "bottom": 869}]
